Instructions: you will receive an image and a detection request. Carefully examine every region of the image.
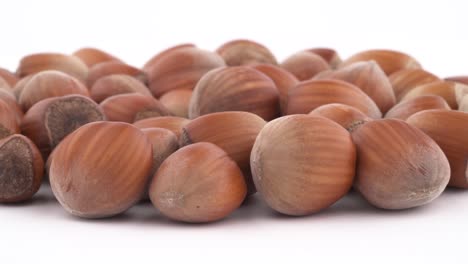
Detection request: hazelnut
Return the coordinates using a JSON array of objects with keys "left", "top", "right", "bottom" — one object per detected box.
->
[
  {"left": 306, "top": 48, "right": 342, "bottom": 69},
  {"left": 90, "top": 74, "right": 152, "bottom": 103},
  {"left": 12, "top": 75, "right": 33, "bottom": 100},
  {"left": 351, "top": 119, "right": 450, "bottom": 209},
  {"left": 280, "top": 51, "right": 330, "bottom": 81},
  {"left": 141, "top": 128, "right": 179, "bottom": 200},
  {"left": 401, "top": 81, "right": 468, "bottom": 109},
  {"left": 99, "top": 93, "right": 170, "bottom": 123},
  {"left": 0, "top": 134, "right": 44, "bottom": 203},
  {"left": 72, "top": 47, "right": 121, "bottom": 67},
  {"left": 189, "top": 66, "right": 280, "bottom": 121},
  {"left": 314, "top": 61, "right": 396, "bottom": 113},
  {"left": 309, "top": 103, "right": 372, "bottom": 131},
  {"left": 252, "top": 63, "right": 299, "bottom": 115},
  {"left": 146, "top": 47, "right": 225, "bottom": 97},
  {"left": 407, "top": 110, "right": 468, "bottom": 188},
  {"left": 389, "top": 69, "right": 440, "bottom": 101},
  {"left": 341, "top": 49, "right": 421, "bottom": 75},
  {"left": 16, "top": 53, "right": 89, "bottom": 83},
  {"left": 141, "top": 128, "right": 179, "bottom": 182},
  {"left": 180, "top": 111, "right": 267, "bottom": 195},
  {"left": 49, "top": 121, "right": 153, "bottom": 218},
  {"left": 0, "top": 77, "right": 10, "bottom": 90},
  {"left": 159, "top": 89, "right": 192, "bottom": 118},
  {"left": 0, "top": 89, "right": 23, "bottom": 124},
  {"left": 0, "top": 68, "right": 18, "bottom": 87},
  {"left": 459, "top": 96, "right": 468, "bottom": 112},
  {"left": 0, "top": 100, "right": 20, "bottom": 139},
  {"left": 21, "top": 95, "right": 105, "bottom": 159},
  {"left": 133, "top": 116, "right": 190, "bottom": 139},
  {"left": 149, "top": 142, "right": 247, "bottom": 223},
  {"left": 445, "top": 76, "right": 468, "bottom": 85},
  {"left": 19, "top": 71, "right": 89, "bottom": 111},
  {"left": 143, "top": 43, "right": 196, "bottom": 72},
  {"left": 87, "top": 61, "right": 147, "bottom": 87},
  {"left": 384, "top": 95, "right": 450, "bottom": 120},
  {"left": 250, "top": 114, "right": 356, "bottom": 216},
  {"left": 216, "top": 39, "right": 277, "bottom": 66},
  {"left": 286, "top": 79, "right": 382, "bottom": 119}
]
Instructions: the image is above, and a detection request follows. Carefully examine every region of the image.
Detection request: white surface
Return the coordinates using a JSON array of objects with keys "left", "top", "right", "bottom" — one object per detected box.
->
[{"left": 1, "top": 0, "right": 468, "bottom": 263}]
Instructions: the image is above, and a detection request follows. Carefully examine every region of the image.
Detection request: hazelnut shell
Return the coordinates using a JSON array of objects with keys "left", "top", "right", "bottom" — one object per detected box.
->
[
  {"left": 250, "top": 114, "right": 356, "bottom": 216},
  {"left": 189, "top": 66, "right": 280, "bottom": 121},
  {"left": 149, "top": 142, "right": 247, "bottom": 223}
]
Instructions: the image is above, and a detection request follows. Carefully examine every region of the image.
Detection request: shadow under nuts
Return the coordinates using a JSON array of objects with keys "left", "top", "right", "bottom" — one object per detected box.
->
[
  {"left": 189, "top": 66, "right": 280, "bottom": 121},
  {"left": 407, "top": 110, "right": 468, "bottom": 188},
  {"left": 351, "top": 119, "right": 450, "bottom": 209},
  {"left": 149, "top": 142, "right": 247, "bottom": 223},
  {"left": 250, "top": 115, "right": 356, "bottom": 216},
  {"left": 0, "top": 134, "right": 44, "bottom": 203},
  {"left": 49, "top": 122, "right": 153, "bottom": 218}
]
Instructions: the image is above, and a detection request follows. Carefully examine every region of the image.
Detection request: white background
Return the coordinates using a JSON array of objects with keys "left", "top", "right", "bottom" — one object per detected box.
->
[{"left": 1, "top": 0, "right": 468, "bottom": 263}]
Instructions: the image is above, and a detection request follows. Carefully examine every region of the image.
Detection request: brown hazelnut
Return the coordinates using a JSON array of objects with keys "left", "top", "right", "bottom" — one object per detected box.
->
[
  {"left": 401, "top": 81, "right": 468, "bottom": 109},
  {"left": 252, "top": 63, "right": 299, "bottom": 115},
  {"left": 0, "top": 100, "right": 20, "bottom": 139},
  {"left": 216, "top": 39, "right": 277, "bottom": 66},
  {"left": 19, "top": 71, "right": 89, "bottom": 111},
  {"left": 146, "top": 47, "right": 225, "bottom": 97},
  {"left": 0, "top": 68, "right": 18, "bottom": 87},
  {"left": 0, "top": 89, "right": 23, "bottom": 124},
  {"left": 133, "top": 116, "right": 190, "bottom": 139},
  {"left": 407, "top": 110, "right": 468, "bottom": 188},
  {"left": 90, "top": 74, "right": 152, "bottom": 103},
  {"left": 445, "top": 76, "right": 468, "bottom": 85},
  {"left": 180, "top": 111, "right": 267, "bottom": 195},
  {"left": 389, "top": 69, "right": 440, "bottom": 101},
  {"left": 21, "top": 95, "right": 105, "bottom": 159},
  {"left": 99, "top": 93, "right": 170, "bottom": 123},
  {"left": 351, "top": 119, "right": 450, "bottom": 209},
  {"left": 16, "top": 53, "right": 89, "bottom": 83},
  {"left": 141, "top": 128, "right": 179, "bottom": 182},
  {"left": 149, "top": 142, "right": 247, "bottom": 223},
  {"left": 309, "top": 103, "right": 372, "bottom": 131},
  {"left": 280, "top": 51, "right": 330, "bottom": 81},
  {"left": 87, "top": 61, "right": 147, "bottom": 87},
  {"left": 306, "top": 48, "right": 342, "bottom": 69},
  {"left": 250, "top": 114, "right": 356, "bottom": 216},
  {"left": 286, "top": 79, "right": 382, "bottom": 119},
  {"left": 189, "top": 66, "right": 280, "bottom": 121},
  {"left": 0, "top": 76, "right": 10, "bottom": 90},
  {"left": 49, "top": 121, "right": 153, "bottom": 218},
  {"left": 159, "top": 89, "right": 192, "bottom": 118},
  {"left": 0, "top": 134, "right": 44, "bottom": 203},
  {"left": 314, "top": 61, "right": 396, "bottom": 113},
  {"left": 341, "top": 49, "right": 421, "bottom": 75},
  {"left": 385, "top": 95, "right": 450, "bottom": 120},
  {"left": 72, "top": 47, "right": 121, "bottom": 67},
  {"left": 143, "top": 43, "right": 196, "bottom": 72},
  {"left": 12, "top": 75, "right": 33, "bottom": 100}
]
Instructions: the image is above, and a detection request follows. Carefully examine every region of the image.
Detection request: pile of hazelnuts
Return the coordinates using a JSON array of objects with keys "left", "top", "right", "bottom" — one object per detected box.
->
[{"left": 0, "top": 39, "right": 467, "bottom": 223}]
